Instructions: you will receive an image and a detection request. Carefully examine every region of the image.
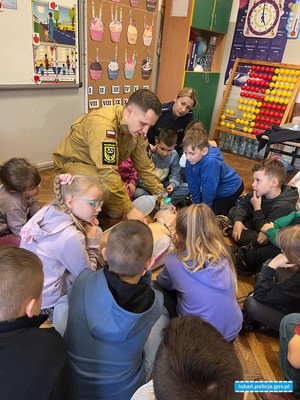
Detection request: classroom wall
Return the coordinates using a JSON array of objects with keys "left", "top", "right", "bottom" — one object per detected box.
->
[
  {"left": 1, "top": 0, "right": 299, "bottom": 167},
  {"left": 0, "top": 0, "right": 162, "bottom": 168},
  {"left": 209, "top": 0, "right": 300, "bottom": 137},
  {"left": 0, "top": 88, "right": 84, "bottom": 168}
]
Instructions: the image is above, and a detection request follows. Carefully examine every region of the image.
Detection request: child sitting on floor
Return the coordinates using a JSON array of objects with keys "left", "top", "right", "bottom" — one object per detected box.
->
[
  {"left": 243, "top": 225, "right": 300, "bottom": 332},
  {"left": 182, "top": 121, "right": 243, "bottom": 215},
  {"left": 0, "top": 246, "right": 72, "bottom": 400},
  {"left": 55, "top": 220, "right": 166, "bottom": 400},
  {"left": 20, "top": 173, "right": 106, "bottom": 319},
  {"left": 0, "top": 158, "right": 41, "bottom": 246},
  {"left": 118, "top": 157, "right": 138, "bottom": 200},
  {"left": 226, "top": 159, "right": 298, "bottom": 276},
  {"left": 156, "top": 203, "right": 242, "bottom": 342},
  {"left": 135, "top": 128, "right": 189, "bottom": 205}
]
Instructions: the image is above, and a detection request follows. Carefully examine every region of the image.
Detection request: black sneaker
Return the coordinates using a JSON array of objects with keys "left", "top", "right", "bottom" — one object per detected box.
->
[
  {"left": 231, "top": 246, "right": 256, "bottom": 277},
  {"left": 216, "top": 215, "right": 233, "bottom": 236}
]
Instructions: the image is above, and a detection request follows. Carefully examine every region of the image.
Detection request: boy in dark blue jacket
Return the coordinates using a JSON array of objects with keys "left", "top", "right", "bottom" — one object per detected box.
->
[{"left": 182, "top": 121, "right": 243, "bottom": 215}]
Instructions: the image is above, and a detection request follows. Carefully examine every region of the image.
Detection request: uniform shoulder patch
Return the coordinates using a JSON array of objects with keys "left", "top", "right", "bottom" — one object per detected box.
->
[{"left": 102, "top": 142, "right": 117, "bottom": 165}]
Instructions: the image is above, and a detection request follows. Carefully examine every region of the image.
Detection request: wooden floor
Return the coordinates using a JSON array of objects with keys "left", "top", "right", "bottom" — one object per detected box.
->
[{"left": 37, "top": 152, "right": 297, "bottom": 399}]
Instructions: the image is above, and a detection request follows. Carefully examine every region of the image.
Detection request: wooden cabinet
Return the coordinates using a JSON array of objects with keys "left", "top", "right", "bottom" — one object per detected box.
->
[
  {"left": 192, "top": 0, "right": 232, "bottom": 34},
  {"left": 157, "top": 0, "right": 233, "bottom": 132}
]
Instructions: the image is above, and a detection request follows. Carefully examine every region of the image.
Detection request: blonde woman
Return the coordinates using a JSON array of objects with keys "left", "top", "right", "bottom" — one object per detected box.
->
[
  {"left": 147, "top": 87, "right": 197, "bottom": 156},
  {"left": 156, "top": 203, "right": 242, "bottom": 341}
]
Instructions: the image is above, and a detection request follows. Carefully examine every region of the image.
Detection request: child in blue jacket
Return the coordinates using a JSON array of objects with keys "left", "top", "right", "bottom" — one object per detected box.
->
[{"left": 182, "top": 121, "right": 243, "bottom": 215}]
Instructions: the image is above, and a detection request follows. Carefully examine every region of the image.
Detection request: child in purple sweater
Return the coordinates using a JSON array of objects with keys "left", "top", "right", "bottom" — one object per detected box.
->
[{"left": 156, "top": 203, "right": 242, "bottom": 341}]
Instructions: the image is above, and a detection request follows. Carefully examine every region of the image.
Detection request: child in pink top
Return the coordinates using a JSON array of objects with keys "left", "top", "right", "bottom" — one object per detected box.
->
[
  {"left": 0, "top": 158, "right": 41, "bottom": 246},
  {"left": 118, "top": 157, "right": 138, "bottom": 200}
]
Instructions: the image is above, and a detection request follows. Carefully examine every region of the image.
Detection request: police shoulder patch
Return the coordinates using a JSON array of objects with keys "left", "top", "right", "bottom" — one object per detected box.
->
[{"left": 102, "top": 142, "right": 117, "bottom": 165}]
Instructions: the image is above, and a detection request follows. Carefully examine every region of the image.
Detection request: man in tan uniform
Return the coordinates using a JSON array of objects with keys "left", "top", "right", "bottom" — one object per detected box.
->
[{"left": 53, "top": 89, "right": 164, "bottom": 221}]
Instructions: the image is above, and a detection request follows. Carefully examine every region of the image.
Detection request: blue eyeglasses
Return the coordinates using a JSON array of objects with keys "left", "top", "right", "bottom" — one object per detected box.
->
[{"left": 73, "top": 196, "right": 104, "bottom": 208}]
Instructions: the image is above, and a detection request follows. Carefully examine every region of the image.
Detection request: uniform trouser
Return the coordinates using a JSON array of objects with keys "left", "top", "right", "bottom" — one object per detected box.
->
[
  {"left": 135, "top": 180, "right": 189, "bottom": 205},
  {"left": 279, "top": 313, "right": 300, "bottom": 397}
]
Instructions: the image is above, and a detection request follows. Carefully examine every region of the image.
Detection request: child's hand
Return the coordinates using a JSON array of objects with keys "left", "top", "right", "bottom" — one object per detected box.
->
[
  {"left": 127, "top": 183, "right": 136, "bottom": 197},
  {"left": 166, "top": 184, "right": 174, "bottom": 194},
  {"left": 250, "top": 191, "right": 262, "bottom": 210},
  {"left": 257, "top": 231, "right": 268, "bottom": 245},
  {"left": 232, "top": 221, "right": 247, "bottom": 242},
  {"left": 268, "top": 253, "right": 296, "bottom": 270},
  {"left": 85, "top": 224, "right": 99, "bottom": 238},
  {"left": 260, "top": 222, "right": 274, "bottom": 233},
  {"left": 149, "top": 144, "right": 156, "bottom": 153}
]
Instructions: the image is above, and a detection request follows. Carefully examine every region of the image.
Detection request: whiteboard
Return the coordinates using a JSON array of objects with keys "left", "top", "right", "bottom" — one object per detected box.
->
[{"left": 0, "top": 0, "right": 80, "bottom": 88}]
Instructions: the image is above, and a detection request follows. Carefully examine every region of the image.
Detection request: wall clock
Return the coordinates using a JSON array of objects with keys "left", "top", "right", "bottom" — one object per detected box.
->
[{"left": 244, "top": 0, "right": 284, "bottom": 38}]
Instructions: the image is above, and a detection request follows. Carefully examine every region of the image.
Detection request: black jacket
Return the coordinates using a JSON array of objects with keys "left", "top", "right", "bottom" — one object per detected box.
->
[{"left": 0, "top": 314, "right": 72, "bottom": 400}]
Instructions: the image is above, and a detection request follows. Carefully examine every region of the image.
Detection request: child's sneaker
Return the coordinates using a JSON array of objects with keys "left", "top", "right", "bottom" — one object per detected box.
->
[{"left": 216, "top": 215, "right": 233, "bottom": 236}]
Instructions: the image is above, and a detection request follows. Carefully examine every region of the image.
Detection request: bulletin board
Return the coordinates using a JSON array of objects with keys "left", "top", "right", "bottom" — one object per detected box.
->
[
  {"left": 0, "top": 0, "right": 80, "bottom": 88},
  {"left": 86, "top": 0, "right": 158, "bottom": 110}
]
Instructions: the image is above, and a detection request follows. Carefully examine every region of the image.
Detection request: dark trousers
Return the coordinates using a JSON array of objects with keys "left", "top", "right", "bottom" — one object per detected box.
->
[
  {"left": 212, "top": 182, "right": 244, "bottom": 216},
  {"left": 243, "top": 295, "right": 288, "bottom": 331}
]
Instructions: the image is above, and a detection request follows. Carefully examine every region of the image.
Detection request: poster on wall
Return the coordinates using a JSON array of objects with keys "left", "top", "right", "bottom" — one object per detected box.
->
[
  {"left": 31, "top": 1, "right": 79, "bottom": 85},
  {"left": 225, "top": 0, "right": 291, "bottom": 85},
  {"left": 86, "top": 0, "right": 158, "bottom": 111}
]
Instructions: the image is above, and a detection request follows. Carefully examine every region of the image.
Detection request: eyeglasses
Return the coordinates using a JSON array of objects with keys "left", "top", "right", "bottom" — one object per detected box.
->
[{"left": 73, "top": 196, "right": 104, "bottom": 209}]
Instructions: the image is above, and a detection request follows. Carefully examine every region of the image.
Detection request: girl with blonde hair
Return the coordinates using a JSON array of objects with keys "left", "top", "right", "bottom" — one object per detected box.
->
[
  {"left": 20, "top": 173, "right": 107, "bottom": 318},
  {"left": 156, "top": 203, "right": 242, "bottom": 341}
]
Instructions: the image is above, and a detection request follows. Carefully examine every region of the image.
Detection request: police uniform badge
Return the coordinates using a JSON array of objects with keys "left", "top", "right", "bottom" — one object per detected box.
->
[{"left": 102, "top": 142, "right": 117, "bottom": 165}]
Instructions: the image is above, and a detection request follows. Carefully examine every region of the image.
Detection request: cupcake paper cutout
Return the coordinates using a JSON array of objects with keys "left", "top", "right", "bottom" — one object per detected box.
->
[
  {"left": 90, "top": 59, "right": 102, "bottom": 80},
  {"left": 108, "top": 59, "right": 119, "bottom": 80},
  {"left": 109, "top": 5, "right": 123, "bottom": 43},
  {"left": 146, "top": 0, "right": 157, "bottom": 12},
  {"left": 124, "top": 51, "right": 136, "bottom": 80},
  {"left": 127, "top": 14, "right": 138, "bottom": 44},
  {"left": 141, "top": 56, "right": 152, "bottom": 80},
  {"left": 90, "top": 49, "right": 102, "bottom": 80},
  {"left": 143, "top": 24, "right": 153, "bottom": 46},
  {"left": 90, "top": 3, "right": 103, "bottom": 41},
  {"left": 130, "top": 0, "right": 140, "bottom": 7},
  {"left": 108, "top": 46, "right": 119, "bottom": 80}
]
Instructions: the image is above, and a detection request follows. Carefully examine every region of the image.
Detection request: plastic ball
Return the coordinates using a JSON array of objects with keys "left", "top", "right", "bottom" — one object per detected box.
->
[
  {"left": 271, "top": 89, "right": 276, "bottom": 95},
  {"left": 248, "top": 128, "right": 253, "bottom": 134},
  {"left": 250, "top": 121, "right": 255, "bottom": 127},
  {"left": 274, "top": 68, "right": 280, "bottom": 74},
  {"left": 226, "top": 123, "right": 231, "bottom": 128},
  {"left": 251, "top": 115, "right": 256, "bottom": 120},
  {"left": 237, "top": 105, "right": 243, "bottom": 110},
  {"left": 239, "top": 99, "right": 244, "bottom": 104},
  {"left": 220, "top": 121, "right": 225, "bottom": 126},
  {"left": 226, "top": 109, "right": 230, "bottom": 113},
  {"left": 221, "top": 114, "right": 226, "bottom": 119},
  {"left": 243, "top": 127, "right": 248, "bottom": 132},
  {"left": 292, "top": 78, "right": 297, "bottom": 83},
  {"left": 265, "top": 89, "right": 271, "bottom": 94},
  {"left": 285, "top": 69, "right": 290, "bottom": 75},
  {"left": 230, "top": 124, "right": 235, "bottom": 129},
  {"left": 264, "top": 96, "right": 269, "bottom": 102},
  {"left": 269, "top": 82, "right": 275, "bottom": 87},
  {"left": 229, "top": 110, "right": 235, "bottom": 115},
  {"left": 235, "top": 118, "right": 241, "bottom": 123},
  {"left": 279, "top": 68, "right": 285, "bottom": 74},
  {"left": 277, "top": 76, "right": 282, "bottom": 82},
  {"left": 274, "top": 83, "right": 280, "bottom": 89},
  {"left": 272, "top": 76, "right": 277, "bottom": 81}
]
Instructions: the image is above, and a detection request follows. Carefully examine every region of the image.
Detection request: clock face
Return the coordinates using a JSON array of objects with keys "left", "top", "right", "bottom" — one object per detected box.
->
[{"left": 244, "top": 0, "right": 283, "bottom": 38}]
